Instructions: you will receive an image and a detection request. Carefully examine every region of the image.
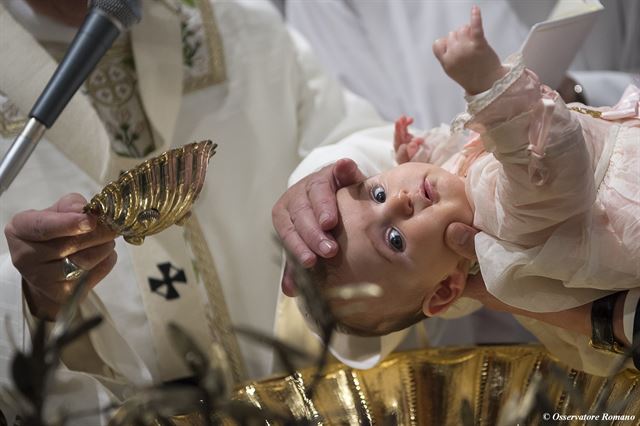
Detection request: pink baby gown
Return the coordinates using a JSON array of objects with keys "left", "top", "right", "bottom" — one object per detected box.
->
[
  {"left": 455, "top": 56, "right": 639, "bottom": 312},
  {"left": 436, "top": 56, "right": 639, "bottom": 374}
]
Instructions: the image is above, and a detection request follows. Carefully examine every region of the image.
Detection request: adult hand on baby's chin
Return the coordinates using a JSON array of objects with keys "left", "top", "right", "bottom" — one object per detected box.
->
[
  {"left": 444, "top": 222, "right": 478, "bottom": 261},
  {"left": 273, "top": 159, "right": 367, "bottom": 297}
]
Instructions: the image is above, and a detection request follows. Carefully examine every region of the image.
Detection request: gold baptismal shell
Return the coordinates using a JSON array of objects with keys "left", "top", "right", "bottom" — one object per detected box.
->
[{"left": 85, "top": 141, "right": 217, "bottom": 245}]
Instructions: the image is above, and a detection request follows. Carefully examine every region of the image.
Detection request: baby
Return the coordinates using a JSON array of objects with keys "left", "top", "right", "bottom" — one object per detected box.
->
[{"left": 309, "top": 6, "right": 640, "bottom": 336}]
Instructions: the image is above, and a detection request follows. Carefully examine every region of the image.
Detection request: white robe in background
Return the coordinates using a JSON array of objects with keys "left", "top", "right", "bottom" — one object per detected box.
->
[{"left": 286, "top": 0, "right": 639, "bottom": 129}]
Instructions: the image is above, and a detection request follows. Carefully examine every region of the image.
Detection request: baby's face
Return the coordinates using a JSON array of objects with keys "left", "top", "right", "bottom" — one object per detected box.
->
[{"left": 327, "top": 162, "right": 473, "bottom": 332}]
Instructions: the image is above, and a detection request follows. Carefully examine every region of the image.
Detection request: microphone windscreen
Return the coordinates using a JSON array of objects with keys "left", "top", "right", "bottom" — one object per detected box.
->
[{"left": 91, "top": 0, "right": 142, "bottom": 29}]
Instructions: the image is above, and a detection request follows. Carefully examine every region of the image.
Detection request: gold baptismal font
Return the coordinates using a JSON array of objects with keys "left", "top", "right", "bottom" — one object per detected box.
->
[{"left": 170, "top": 345, "right": 639, "bottom": 426}]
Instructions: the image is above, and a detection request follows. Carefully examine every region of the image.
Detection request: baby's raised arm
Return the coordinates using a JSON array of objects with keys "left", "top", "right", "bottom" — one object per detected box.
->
[
  {"left": 432, "top": 6, "right": 507, "bottom": 95},
  {"left": 433, "top": 6, "right": 594, "bottom": 248}
]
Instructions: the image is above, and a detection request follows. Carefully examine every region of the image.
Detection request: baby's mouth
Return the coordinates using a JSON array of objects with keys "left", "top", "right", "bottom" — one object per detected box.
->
[
  {"left": 423, "top": 178, "right": 440, "bottom": 206},
  {"left": 417, "top": 180, "right": 432, "bottom": 209}
]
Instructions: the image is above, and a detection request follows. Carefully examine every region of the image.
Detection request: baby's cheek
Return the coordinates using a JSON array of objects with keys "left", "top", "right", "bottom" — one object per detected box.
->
[{"left": 444, "top": 179, "right": 473, "bottom": 224}]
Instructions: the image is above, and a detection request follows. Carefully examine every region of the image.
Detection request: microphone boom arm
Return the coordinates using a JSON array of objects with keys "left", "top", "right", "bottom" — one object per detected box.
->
[
  {"left": 30, "top": 10, "right": 121, "bottom": 128},
  {"left": 0, "top": 118, "right": 47, "bottom": 196},
  {"left": 0, "top": 1, "right": 141, "bottom": 197}
]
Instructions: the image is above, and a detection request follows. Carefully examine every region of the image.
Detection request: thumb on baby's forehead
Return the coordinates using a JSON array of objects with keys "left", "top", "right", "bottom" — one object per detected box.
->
[{"left": 333, "top": 158, "right": 366, "bottom": 187}]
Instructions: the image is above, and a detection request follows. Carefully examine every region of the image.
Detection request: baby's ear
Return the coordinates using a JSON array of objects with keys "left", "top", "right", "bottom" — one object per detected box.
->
[{"left": 422, "top": 264, "right": 467, "bottom": 317}]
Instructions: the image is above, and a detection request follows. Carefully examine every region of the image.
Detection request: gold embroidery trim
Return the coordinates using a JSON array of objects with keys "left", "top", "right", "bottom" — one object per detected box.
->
[
  {"left": 183, "top": 214, "right": 247, "bottom": 383},
  {"left": 0, "top": 94, "right": 27, "bottom": 138},
  {"left": 183, "top": 0, "right": 227, "bottom": 93},
  {"left": 40, "top": 39, "right": 132, "bottom": 64},
  {"left": 569, "top": 106, "right": 603, "bottom": 118},
  {"left": 0, "top": 112, "right": 26, "bottom": 138}
]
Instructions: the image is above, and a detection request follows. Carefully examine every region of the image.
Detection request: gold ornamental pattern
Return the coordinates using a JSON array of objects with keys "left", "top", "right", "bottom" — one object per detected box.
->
[
  {"left": 214, "top": 346, "right": 640, "bottom": 426},
  {"left": 42, "top": 38, "right": 156, "bottom": 158},
  {"left": 180, "top": 0, "right": 227, "bottom": 93},
  {"left": 85, "top": 141, "right": 217, "bottom": 245},
  {"left": 0, "top": 92, "right": 27, "bottom": 138}
]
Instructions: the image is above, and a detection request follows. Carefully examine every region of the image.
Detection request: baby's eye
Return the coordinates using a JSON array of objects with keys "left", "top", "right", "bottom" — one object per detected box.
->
[
  {"left": 371, "top": 185, "right": 386, "bottom": 203},
  {"left": 387, "top": 228, "right": 405, "bottom": 252}
]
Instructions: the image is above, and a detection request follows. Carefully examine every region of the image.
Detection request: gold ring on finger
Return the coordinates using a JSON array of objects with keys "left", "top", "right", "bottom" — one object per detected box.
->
[{"left": 62, "top": 256, "right": 84, "bottom": 281}]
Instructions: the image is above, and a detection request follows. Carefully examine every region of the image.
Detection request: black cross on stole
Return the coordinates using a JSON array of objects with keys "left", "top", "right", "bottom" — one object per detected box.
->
[{"left": 148, "top": 262, "right": 187, "bottom": 300}]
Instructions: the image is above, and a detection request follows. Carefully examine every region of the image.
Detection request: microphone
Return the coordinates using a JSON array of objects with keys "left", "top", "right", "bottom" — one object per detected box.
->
[{"left": 0, "top": 0, "right": 142, "bottom": 196}]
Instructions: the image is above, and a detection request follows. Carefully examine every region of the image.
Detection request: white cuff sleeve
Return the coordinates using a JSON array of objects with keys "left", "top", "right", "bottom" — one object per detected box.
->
[
  {"left": 288, "top": 125, "right": 396, "bottom": 187},
  {"left": 294, "top": 289, "right": 409, "bottom": 370},
  {"left": 329, "top": 328, "right": 409, "bottom": 370}
]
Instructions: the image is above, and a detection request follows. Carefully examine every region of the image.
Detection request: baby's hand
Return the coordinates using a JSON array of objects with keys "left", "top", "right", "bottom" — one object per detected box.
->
[
  {"left": 432, "top": 6, "right": 507, "bottom": 95},
  {"left": 394, "top": 115, "right": 426, "bottom": 164}
]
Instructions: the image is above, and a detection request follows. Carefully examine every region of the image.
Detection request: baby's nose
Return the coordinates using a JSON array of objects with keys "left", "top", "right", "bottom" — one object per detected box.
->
[{"left": 389, "top": 191, "right": 413, "bottom": 217}]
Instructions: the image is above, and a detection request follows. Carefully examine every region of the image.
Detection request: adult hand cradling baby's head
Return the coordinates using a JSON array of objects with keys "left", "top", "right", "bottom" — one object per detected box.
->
[{"left": 276, "top": 161, "right": 480, "bottom": 299}]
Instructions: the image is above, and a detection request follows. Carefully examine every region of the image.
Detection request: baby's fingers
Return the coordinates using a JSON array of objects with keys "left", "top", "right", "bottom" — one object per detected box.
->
[
  {"left": 432, "top": 37, "right": 448, "bottom": 62},
  {"left": 470, "top": 5, "right": 484, "bottom": 39},
  {"left": 407, "top": 138, "right": 425, "bottom": 160},
  {"left": 394, "top": 115, "right": 413, "bottom": 150},
  {"left": 457, "top": 24, "right": 471, "bottom": 39},
  {"left": 395, "top": 144, "right": 410, "bottom": 164},
  {"left": 394, "top": 119, "right": 405, "bottom": 150}
]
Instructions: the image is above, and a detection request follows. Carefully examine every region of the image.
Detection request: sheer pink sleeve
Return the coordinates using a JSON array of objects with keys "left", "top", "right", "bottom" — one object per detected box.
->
[{"left": 460, "top": 56, "right": 596, "bottom": 247}]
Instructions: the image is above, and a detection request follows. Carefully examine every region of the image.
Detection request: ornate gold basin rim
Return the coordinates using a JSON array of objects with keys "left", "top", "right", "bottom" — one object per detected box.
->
[
  {"left": 85, "top": 140, "right": 217, "bottom": 245},
  {"left": 219, "top": 345, "right": 640, "bottom": 425}
]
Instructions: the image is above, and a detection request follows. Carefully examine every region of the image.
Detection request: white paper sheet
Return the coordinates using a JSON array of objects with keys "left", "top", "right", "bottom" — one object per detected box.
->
[{"left": 521, "top": 0, "right": 604, "bottom": 88}]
